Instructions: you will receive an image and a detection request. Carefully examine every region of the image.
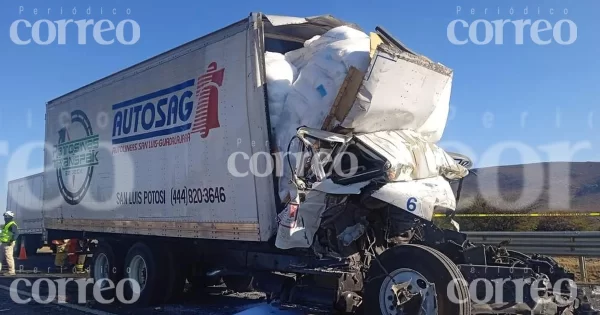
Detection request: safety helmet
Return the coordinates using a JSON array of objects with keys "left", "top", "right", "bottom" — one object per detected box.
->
[{"left": 3, "top": 211, "right": 14, "bottom": 218}]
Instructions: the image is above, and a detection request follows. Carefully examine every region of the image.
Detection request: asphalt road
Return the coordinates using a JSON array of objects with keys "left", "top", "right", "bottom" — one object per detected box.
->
[
  {"left": 1, "top": 253, "right": 598, "bottom": 315},
  {"left": 0, "top": 274, "right": 275, "bottom": 315},
  {"left": 0, "top": 253, "right": 282, "bottom": 315},
  {"left": 0, "top": 286, "right": 92, "bottom": 315}
]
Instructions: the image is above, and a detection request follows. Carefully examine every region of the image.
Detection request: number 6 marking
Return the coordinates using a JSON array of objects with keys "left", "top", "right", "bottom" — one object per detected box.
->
[{"left": 407, "top": 197, "right": 417, "bottom": 211}]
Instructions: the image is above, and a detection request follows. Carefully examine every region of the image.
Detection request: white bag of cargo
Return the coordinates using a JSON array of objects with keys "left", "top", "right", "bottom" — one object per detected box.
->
[
  {"left": 284, "top": 25, "right": 369, "bottom": 70},
  {"left": 264, "top": 52, "right": 297, "bottom": 129},
  {"left": 272, "top": 27, "right": 372, "bottom": 200}
]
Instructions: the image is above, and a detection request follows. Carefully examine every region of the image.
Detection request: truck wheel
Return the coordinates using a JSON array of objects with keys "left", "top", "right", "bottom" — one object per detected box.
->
[
  {"left": 122, "top": 242, "right": 165, "bottom": 307},
  {"left": 363, "top": 244, "right": 471, "bottom": 315},
  {"left": 223, "top": 275, "right": 254, "bottom": 292},
  {"left": 89, "top": 242, "right": 124, "bottom": 301}
]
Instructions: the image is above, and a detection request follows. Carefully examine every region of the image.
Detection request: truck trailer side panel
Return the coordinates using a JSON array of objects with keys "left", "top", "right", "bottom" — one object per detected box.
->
[
  {"left": 7, "top": 173, "right": 44, "bottom": 235},
  {"left": 43, "top": 17, "right": 276, "bottom": 242}
]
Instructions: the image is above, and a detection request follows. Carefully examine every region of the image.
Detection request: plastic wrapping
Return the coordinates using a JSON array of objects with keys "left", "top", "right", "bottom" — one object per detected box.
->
[
  {"left": 264, "top": 52, "right": 297, "bottom": 131},
  {"left": 265, "top": 27, "right": 459, "bottom": 202},
  {"left": 269, "top": 26, "right": 371, "bottom": 200}
]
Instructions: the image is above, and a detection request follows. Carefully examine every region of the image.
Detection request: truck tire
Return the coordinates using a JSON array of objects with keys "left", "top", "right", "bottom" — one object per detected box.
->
[
  {"left": 89, "top": 242, "right": 124, "bottom": 301},
  {"left": 122, "top": 242, "right": 166, "bottom": 307},
  {"left": 363, "top": 244, "right": 471, "bottom": 315}
]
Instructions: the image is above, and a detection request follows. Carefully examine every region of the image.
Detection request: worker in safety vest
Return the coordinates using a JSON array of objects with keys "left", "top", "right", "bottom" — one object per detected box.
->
[{"left": 0, "top": 211, "right": 18, "bottom": 275}]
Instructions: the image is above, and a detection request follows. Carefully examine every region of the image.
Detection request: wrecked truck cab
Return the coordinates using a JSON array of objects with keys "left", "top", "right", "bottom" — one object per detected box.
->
[
  {"left": 275, "top": 125, "right": 475, "bottom": 313},
  {"left": 284, "top": 126, "right": 468, "bottom": 223},
  {"left": 276, "top": 125, "right": 580, "bottom": 315},
  {"left": 275, "top": 127, "right": 471, "bottom": 314},
  {"left": 270, "top": 24, "right": 580, "bottom": 312}
]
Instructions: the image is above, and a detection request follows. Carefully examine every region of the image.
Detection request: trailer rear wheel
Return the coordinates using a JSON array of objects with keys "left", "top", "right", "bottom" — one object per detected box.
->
[
  {"left": 363, "top": 244, "right": 471, "bottom": 315},
  {"left": 89, "top": 242, "right": 124, "bottom": 301},
  {"left": 122, "top": 242, "right": 165, "bottom": 307}
]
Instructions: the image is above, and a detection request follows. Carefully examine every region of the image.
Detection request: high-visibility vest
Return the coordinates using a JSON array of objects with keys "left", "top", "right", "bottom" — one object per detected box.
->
[{"left": 0, "top": 221, "right": 17, "bottom": 243}]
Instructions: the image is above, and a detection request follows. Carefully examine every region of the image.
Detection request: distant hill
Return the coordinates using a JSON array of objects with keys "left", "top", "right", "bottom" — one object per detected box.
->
[{"left": 454, "top": 162, "right": 600, "bottom": 212}]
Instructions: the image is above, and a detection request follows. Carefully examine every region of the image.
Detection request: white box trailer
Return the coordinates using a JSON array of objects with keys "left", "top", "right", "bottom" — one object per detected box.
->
[
  {"left": 40, "top": 13, "right": 579, "bottom": 315},
  {"left": 43, "top": 12, "right": 277, "bottom": 242},
  {"left": 6, "top": 173, "right": 44, "bottom": 255}
]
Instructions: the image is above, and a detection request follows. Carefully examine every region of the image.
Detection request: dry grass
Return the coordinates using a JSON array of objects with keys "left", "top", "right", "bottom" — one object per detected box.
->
[{"left": 554, "top": 257, "right": 600, "bottom": 283}]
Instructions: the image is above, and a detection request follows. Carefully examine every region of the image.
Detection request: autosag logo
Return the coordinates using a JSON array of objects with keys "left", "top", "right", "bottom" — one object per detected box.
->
[
  {"left": 9, "top": 5, "right": 140, "bottom": 45},
  {"left": 111, "top": 62, "right": 225, "bottom": 154},
  {"left": 447, "top": 5, "right": 577, "bottom": 45},
  {"left": 52, "top": 110, "right": 99, "bottom": 205}
]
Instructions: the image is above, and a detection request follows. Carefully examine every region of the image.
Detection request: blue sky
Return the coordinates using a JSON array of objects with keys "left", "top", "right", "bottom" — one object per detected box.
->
[{"left": 0, "top": 0, "right": 597, "bottom": 209}]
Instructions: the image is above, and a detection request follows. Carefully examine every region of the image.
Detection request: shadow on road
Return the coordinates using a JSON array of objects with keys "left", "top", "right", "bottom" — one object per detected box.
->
[{"left": 0, "top": 254, "right": 269, "bottom": 315}]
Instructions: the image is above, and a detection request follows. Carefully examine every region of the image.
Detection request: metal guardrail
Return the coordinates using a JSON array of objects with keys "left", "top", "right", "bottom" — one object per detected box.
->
[
  {"left": 464, "top": 231, "right": 600, "bottom": 257},
  {"left": 464, "top": 231, "right": 600, "bottom": 282}
]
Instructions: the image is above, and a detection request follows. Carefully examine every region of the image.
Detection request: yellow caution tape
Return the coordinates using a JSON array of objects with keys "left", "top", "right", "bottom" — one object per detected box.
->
[{"left": 433, "top": 212, "right": 600, "bottom": 218}]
